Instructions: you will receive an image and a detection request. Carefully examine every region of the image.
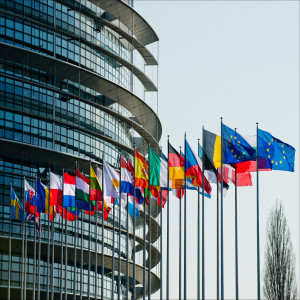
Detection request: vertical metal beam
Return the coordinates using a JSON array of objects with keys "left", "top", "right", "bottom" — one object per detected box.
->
[
  {"left": 179, "top": 146, "right": 182, "bottom": 300},
  {"left": 65, "top": 174, "right": 68, "bottom": 300},
  {"left": 143, "top": 201, "right": 146, "bottom": 300},
  {"left": 202, "top": 129, "right": 205, "bottom": 300},
  {"left": 166, "top": 136, "right": 170, "bottom": 300},
  {"left": 160, "top": 188, "right": 163, "bottom": 300},
  {"left": 256, "top": 123, "right": 261, "bottom": 300},
  {"left": 74, "top": 163, "right": 78, "bottom": 300},
  {"left": 148, "top": 142, "right": 151, "bottom": 300},
  {"left": 196, "top": 140, "right": 201, "bottom": 300},
  {"left": 184, "top": 134, "right": 187, "bottom": 300},
  {"left": 33, "top": 177, "right": 37, "bottom": 300},
  {"left": 112, "top": 172, "right": 116, "bottom": 300},
  {"left": 47, "top": 172, "right": 51, "bottom": 300},
  {"left": 38, "top": 183, "right": 41, "bottom": 300},
  {"left": 101, "top": 153, "right": 105, "bottom": 300},
  {"left": 8, "top": 181, "right": 12, "bottom": 300},
  {"left": 21, "top": 178, "right": 25, "bottom": 300},
  {"left": 133, "top": 144, "right": 136, "bottom": 300},
  {"left": 88, "top": 161, "right": 91, "bottom": 300},
  {"left": 126, "top": 192, "right": 129, "bottom": 300},
  {"left": 117, "top": 152, "right": 122, "bottom": 300},
  {"left": 80, "top": 203, "right": 83, "bottom": 300},
  {"left": 216, "top": 170, "right": 219, "bottom": 300},
  {"left": 51, "top": 177, "right": 55, "bottom": 300},
  {"left": 179, "top": 189, "right": 182, "bottom": 300},
  {"left": 60, "top": 170, "right": 64, "bottom": 300},
  {"left": 220, "top": 118, "right": 224, "bottom": 300},
  {"left": 24, "top": 177, "right": 28, "bottom": 300},
  {"left": 235, "top": 158, "right": 239, "bottom": 300},
  {"left": 95, "top": 163, "right": 98, "bottom": 300}
]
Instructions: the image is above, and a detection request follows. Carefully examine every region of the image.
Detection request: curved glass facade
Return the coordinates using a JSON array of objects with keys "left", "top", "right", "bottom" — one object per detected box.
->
[{"left": 0, "top": 0, "right": 161, "bottom": 299}]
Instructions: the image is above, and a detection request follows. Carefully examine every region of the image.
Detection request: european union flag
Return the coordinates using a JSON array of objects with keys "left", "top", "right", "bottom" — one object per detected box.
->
[
  {"left": 11, "top": 186, "right": 24, "bottom": 221},
  {"left": 222, "top": 124, "right": 256, "bottom": 164},
  {"left": 258, "top": 129, "right": 295, "bottom": 172}
]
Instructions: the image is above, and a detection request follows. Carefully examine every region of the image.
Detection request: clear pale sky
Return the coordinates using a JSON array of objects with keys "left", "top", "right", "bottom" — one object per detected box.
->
[{"left": 135, "top": 1, "right": 299, "bottom": 299}]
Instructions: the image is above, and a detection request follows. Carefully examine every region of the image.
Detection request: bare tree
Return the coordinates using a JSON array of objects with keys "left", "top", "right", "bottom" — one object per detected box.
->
[{"left": 263, "top": 201, "right": 298, "bottom": 300}]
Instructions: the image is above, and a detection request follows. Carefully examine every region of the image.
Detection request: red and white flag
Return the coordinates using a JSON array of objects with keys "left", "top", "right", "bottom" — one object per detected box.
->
[{"left": 219, "top": 165, "right": 252, "bottom": 187}]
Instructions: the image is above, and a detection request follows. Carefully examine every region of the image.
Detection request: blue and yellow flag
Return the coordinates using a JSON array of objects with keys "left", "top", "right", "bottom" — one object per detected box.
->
[
  {"left": 222, "top": 124, "right": 256, "bottom": 164},
  {"left": 36, "top": 180, "right": 49, "bottom": 213},
  {"left": 258, "top": 129, "right": 295, "bottom": 172},
  {"left": 11, "top": 186, "right": 24, "bottom": 221}
]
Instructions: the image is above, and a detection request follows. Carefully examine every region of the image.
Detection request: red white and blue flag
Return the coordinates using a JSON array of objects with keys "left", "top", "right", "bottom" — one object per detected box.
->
[
  {"left": 121, "top": 157, "right": 134, "bottom": 195},
  {"left": 26, "top": 213, "right": 42, "bottom": 232},
  {"left": 63, "top": 173, "right": 75, "bottom": 208},
  {"left": 121, "top": 158, "right": 142, "bottom": 217},
  {"left": 25, "top": 179, "right": 36, "bottom": 214},
  {"left": 185, "top": 140, "right": 212, "bottom": 195}
]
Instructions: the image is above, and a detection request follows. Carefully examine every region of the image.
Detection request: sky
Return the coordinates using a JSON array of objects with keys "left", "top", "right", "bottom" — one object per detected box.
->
[{"left": 134, "top": 1, "right": 299, "bottom": 299}]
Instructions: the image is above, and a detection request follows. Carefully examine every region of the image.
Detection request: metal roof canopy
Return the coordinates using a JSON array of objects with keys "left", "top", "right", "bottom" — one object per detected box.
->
[
  {"left": 0, "top": 236, "right": 161, "bottom": 296},
  {"left": 1, "top": 73, "right": 160, "bottom": 153},
  {"left": 0, "top": 139, "right": 100, "bottom": 174},
  {"left": 54, "top": 0, "right": 158, "bottom": 65},
  {"left": 89, "top": 0, "right": 159, "bottom": 46},
  {"left": 0, "top": 43, "right": 162, "bottom": 141},
  {"left": 0, "top": 9, "right": 158, "bottom": 91}
]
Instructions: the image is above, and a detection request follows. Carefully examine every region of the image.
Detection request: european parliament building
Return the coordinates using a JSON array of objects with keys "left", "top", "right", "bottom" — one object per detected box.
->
[{"left": 0, "top": 0, "right": 161, "bottom": 299}]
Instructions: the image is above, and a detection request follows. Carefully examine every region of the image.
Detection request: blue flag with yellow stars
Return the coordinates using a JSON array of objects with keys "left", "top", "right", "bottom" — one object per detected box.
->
[
  {"left": 221, "top": 124, "right": 256, "bottom": 164},
  {"left": 257, "top": 129, "right": 295, "bottom": 172}
]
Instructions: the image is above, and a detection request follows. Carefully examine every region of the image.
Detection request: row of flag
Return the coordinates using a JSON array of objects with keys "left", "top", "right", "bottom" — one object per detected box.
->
[{"left": 10, "top": 123, "right": 295, "bottom": 228}]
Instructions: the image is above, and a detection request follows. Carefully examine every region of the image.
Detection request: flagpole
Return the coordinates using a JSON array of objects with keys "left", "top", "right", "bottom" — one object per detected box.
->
[
  {"left": 47, "top": 172, "right": 51, "bottom": 300},
  {"left": 197, "top": 140, "right": 200, "bottom": 300},
  {"left": 160, "top": 187, "right": 163, "bottom": 300},
  {"left": 80, "top": 166, "right": 83, "bottom": 300},
  {"left": 95, "top": 163, "right": 98, "bottom": 300},
  {"left": 65, "top": 174, "right": 68, "bottom": 300},
  {"left": 21, "top": 179, "right": 25, "bottom": 300},
  {"left": 112, "top": 162, "right": 116, "bottom": 300},
  {"left": 148, "top": 142, "right": 151, "bottom": 300},
  {"left": 216, "top": 170, "right": 219, "bottom": 300},
  {"left": 74, "top": 162, "right": 78, "bottom": 300},
  {"left": 234, "top": 152, "right": 239, "bottom": 300},
  {"left": 202, "top": 128, "right": 206, "bottom": 299},
  {"left": 179, "top": 146, "right": 182, "bottom": 300},
  {"left": 233, "top": 128, "right": 239, "bottom": 300},
  {"left": 126, "top": 191, "right": 129, "bottom": 300},
  {"left": 101, "top": 152, "right": 105, "bottom": 300},
  {"left": 166, "top": 136, "right": 170, "bottom": 300},
  {"left": 220, "top": 117, "right": 224, "bottom": 300},
  {"left": 8, "top": 181, "right": 12, "bottom": 300},
  {"left": 133, "top": 144, "right": 136, "bottom": 300},
  {"left": 33, "top": 176, "right": 37, "bottom": 300},
  {"left": 118, "top": 152, "right": 122, "bottom": 300},
  {"left": 256, "top": 122, "right": 261, "bottom": 300},
  {"left": 88, "top": 161, "right": 92, "bottom": 300},
  {"left": 50, "top": 170, "right": 54, "bottom": 300},
  {"left": 143, "top": 192, "right": 146, "bottom": 300},
  {"left": 24, "top": 177, "right": 28, "bottom": 300},
  {"left": 60, "top": 170, "right": 64, "bottom": 300},
  {"left": 38, "top": 181, "right": 41, "bottom": 300},
  {"left": 184, "top": 133, "right": 187, "bottom": 300}
]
